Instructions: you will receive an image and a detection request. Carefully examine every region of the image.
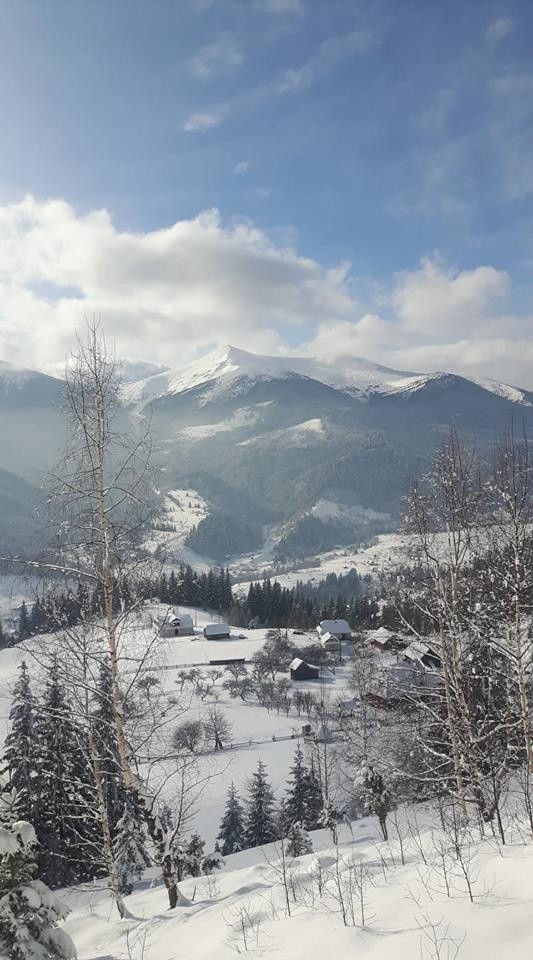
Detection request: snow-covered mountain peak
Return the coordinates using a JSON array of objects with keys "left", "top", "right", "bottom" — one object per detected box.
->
[{"left": 121, "top": 344, "right": 533, "bottom": 409}]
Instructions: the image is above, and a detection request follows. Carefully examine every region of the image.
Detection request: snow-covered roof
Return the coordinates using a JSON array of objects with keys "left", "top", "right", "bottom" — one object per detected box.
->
[
  {"left": 204, "top": 622, "right": 230, "bottom": 635},
  {"left": 175, "top": 613, "right": 194, "bottom": 627},
  {"left": 404, "top": 640, "right": 440, "bottom": 663},
  {"left": 290, "top": 657, "right": 304, "bottom": 669},
  {"left": 317, "top": 619, "right": 351, "bottom": 635}
]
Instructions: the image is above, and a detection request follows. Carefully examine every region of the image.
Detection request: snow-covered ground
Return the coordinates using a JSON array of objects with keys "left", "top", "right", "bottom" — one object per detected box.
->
[
  {"left": 144, "top": 488, "right": 213, "bottom": 570},
  {"left": 232, "top": 531, "right": 416, "bottom": 595},
  {"left": 0, "top": 605, "right": 350, "bottom": 846},
  {"left": 62, "top": 799, "right": 533, "bottom": 959}
]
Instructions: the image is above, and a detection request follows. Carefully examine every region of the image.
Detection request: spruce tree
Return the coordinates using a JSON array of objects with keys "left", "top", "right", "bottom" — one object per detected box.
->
[
  {"left": 218, "top": 782, "right": 246, "bottom": 855},
  {"left": 113, "top": 796, "right": 150, "bottom": 895},
  {"left": 0, "top": 784, "right": 76, "bottom": 960},
  {"left": 183, "top": 832, "right": 205, "bottom": 878},
  {"left": 284, "top": 746, "right": 308, "bottom": 828},
  {"left": 244, "top": 761, "right": 277, "bottom": 848},
  {"left": 3, "top": 661, "right": 38, "bottom": 825},
  {"left": 37, "top": 658, "right": 103, "bottom": 887},
  {"left": 286, "top": 821, "right": 313, "bottom": 858},
  {"left": 303, "top": 760, "right": 323, "bottom": 831}
]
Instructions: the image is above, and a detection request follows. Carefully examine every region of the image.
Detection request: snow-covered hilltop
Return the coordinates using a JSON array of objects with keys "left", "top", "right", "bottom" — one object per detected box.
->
[{"left": 122, "top": 342, "right": 533, "bottom": 407}]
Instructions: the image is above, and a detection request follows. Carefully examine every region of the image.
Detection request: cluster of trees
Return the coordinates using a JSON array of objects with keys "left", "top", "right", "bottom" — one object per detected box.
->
[
  {"left": 153, "top": 565, "right": 233, "bottom": 612},
  {"left": 217, "top": 748, "right": 325, "bottom": 858},
  {"left": 365, "top": 429, "right": 533, "bottom": 839},
  {"left": 0, "top": 788, "right": 77, "bottom": 960},
  {"left": 186, "top": 512, "right": 263, "bottom": 564},
  {"left": 2, "top": 658, "right": 150, "bottom": 891},
  {"left": 244, "top": 578, "right": 379, "bottom": 630}
]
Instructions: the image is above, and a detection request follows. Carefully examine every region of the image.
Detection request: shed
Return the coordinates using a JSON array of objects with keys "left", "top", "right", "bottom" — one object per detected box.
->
[
  {"left": 403, "top": 640, "right": 441, "bottom": 670},
  {"left": 319, "top": 631, "right": 341, "bottom": 652},
  {"left": 317, "top": 619, "right": 351, "bottom": 640},
  {"left": 290, "top": 658, "right": 320, "bottom": 681},
  {"left": 204, "top": 622, "right": 231, "bottom": 640},
  {"left": 368, "top": 626, "right": 398, "bottom": 651},
  {"left": 153, "top": 612, "right": 194, "bottom": 638}
]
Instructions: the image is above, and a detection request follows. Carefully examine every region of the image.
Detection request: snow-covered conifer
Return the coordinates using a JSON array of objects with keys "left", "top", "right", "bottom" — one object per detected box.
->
[
  {"left": 356, "top": 764, "right": 393, "bottom": 841},
  {"left": 0, "top": 784, "right": 76, "bottom": 960},
  {"left": 218, "top": 782, "right": 245, "bottom": 855},
  {"left": 244, "top": 761, "right": 277, "bottom": 848},
  {"left": 3, "top": 661, "right": 38, "bottom": 825},
  {"left": 286, "top": 820, "right": 312, "bottom": 858},
  {"left": 113, "top": 796, "right": 151, "bottom": 895}
]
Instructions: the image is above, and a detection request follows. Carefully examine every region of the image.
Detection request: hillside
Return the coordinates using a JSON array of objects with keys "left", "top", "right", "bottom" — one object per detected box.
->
[
  {"left": 2, "top": 345, "right": 533, "bottom": 564},
  {"left": 62, "top": 801, "right": 533, "bottom": 959}
]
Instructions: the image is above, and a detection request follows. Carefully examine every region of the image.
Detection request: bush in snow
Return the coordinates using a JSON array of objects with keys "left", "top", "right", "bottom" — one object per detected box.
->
[{"left": 356, "top": 764, "right": 393, "bottom": 841}]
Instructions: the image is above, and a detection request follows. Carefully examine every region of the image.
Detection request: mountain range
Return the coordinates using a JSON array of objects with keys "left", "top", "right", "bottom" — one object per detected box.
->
[{"left": 2, "top": 345, "right": 533, "bottom": 564}]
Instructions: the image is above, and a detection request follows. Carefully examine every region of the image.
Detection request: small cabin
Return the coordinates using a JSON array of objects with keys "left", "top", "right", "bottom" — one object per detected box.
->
[
  {"left": 153, "top": 612, "right": 194, "bottom": 638},
  {"left": 317, "top": 619, "right": 351, "bottom": 641},
  {"left": 368, "top": 626, "right": 398, "bottom": 652},
  {"left": 290, "top": 658, "right": 320, "bottom": 681},
  {"left": 204, "top": 622, "right": 231, "bottom": 640},
  {"left": 318, "top": 631, "right": 341, "bottom": 652}
]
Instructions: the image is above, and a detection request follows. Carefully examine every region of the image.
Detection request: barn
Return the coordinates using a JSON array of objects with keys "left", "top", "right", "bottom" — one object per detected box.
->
[
  {"left": 153, "top": 612, "right": 194, "bottom": 638},
  {"left": 290, "top": 658, "right": 320, "bottom": 681},
  {"left": 317, "top": 619, "right": 351, "bottom": 640},
  {"left": 204, "top": 622, "right": 231, "bottom": 640}
]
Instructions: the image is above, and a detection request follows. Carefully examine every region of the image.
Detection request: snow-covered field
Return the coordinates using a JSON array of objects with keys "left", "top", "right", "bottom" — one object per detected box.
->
[
  {"left": 144, "top": 489, "right": 213, "bottom": 570},
  {"left": 62, "top": 800, "right": 533, "bottom": 959},
  {"left": 232, "top": 531, "right": 416, "bottom": 595},
  {"left": 0, "top": 605, "right": 350, "bottom": 846}
]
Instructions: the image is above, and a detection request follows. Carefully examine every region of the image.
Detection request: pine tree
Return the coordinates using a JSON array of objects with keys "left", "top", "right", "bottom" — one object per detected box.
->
[
  {"left": 244, "top": 761, "right": 277, "bottom": 848},
  {"left": 183, "top": 832, "right": 205, "bottom": 878},
  {"left": 3, "top": 661, "right": 38, "bottom": 825},
  {"left": 218, "top": 782, "right": 246, "bottom": 855},
  {"left": 286, "top": 821, "right": 312, "bottom": 858},
  {"left": 113, "top": 796, "right": 151, "bottom": 895},
  {"left": 0, "top": 783, "right": 76, "bottom": 960},
  {"left": 303, "top": 760, "right": 323, "bottom": 830},
  {"left": 284, "top": 746, "right": 309, "bottom": 828},
  {"left": 37, "top": 658, "right": 103, "bottom": 887}
]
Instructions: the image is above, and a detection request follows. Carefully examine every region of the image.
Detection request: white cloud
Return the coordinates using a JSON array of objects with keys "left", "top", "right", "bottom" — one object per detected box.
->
[
  {"left": 0, "top": 200, "right": 530, "bottom": 388},
  {"left": 0, "top": 196, "right": 355, "bottom": 370},
  {"left": 233, "top": 161, "right": 249, "bottom": 175},
  {"left": 485, "top": 17, "right": 513, "bottom": 44},
  {"left": 183, "top": 105, "right": 228, "bottom": 132},
  {"left": 274, "top": 30, "right": 375, "bottom": 94},
  {"left": 186, "top": 29, "right": 375, "bottom": 133},
  {"left": 304, "top": 258, "right": 533, "bottom": 387},
  {"left": 392, "top": 257, "right": 508, "bottom": 336},
  {"left": 190, "top": 33, "right": 243, "bottom": 80}
]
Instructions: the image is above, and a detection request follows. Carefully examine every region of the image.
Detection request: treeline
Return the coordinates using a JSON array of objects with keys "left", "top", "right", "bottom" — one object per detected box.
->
[
  {"left": 1, "top": 565, "right": 234, "bottom": 646},
  {"left": 243, "top": 576, "right": 379, "bottom": 630}
]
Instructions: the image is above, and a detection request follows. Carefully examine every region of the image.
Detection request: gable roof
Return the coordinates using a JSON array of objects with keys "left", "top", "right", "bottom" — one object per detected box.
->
[{"left": 318, "top": 619, "right": 351, "bottom": 635}]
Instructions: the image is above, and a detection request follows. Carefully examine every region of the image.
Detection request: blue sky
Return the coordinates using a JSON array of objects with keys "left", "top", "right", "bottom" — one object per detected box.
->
[{"left": 1, "top": 0, "right": 533, "bottom": 386}]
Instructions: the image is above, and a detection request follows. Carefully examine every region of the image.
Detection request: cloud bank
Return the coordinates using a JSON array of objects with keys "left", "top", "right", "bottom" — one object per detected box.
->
[{"left": 0, "top": 196, "right": 531, "bottom": 388}]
